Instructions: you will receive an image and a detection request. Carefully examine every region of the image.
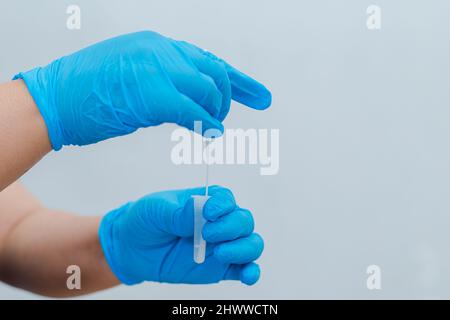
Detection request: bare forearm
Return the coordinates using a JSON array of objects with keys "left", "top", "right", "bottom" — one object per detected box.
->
[
  {"left": 0, "top": 80, "right": 51, "bottom": 191},
  {"left": 0, "top": 208, "right": 120, "bottom": 297}
]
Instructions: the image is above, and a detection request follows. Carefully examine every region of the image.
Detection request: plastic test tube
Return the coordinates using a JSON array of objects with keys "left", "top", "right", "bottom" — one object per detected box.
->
[
  {"left": 192, "top": 195, "right": 210, "bottom": 264},
  {"left": 192, "top": 138, "right": 212, "bottom": 264}
]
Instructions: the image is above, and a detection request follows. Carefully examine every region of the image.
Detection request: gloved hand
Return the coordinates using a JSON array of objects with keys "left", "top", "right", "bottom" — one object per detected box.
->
[
  {"left": 99, "top": 186, "right": 264, "bottom": 285},
  {"left": 14, "top": 31, "right": 272, "bottom": 151}
]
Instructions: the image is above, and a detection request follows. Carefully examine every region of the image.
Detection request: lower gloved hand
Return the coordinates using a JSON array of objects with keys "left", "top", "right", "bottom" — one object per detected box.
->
[
  {"left": 14, "top": 31, "right": 272, "bottom": 151},
  {"left": 99, "top": 186, "right": 264, "bottom": 285}
]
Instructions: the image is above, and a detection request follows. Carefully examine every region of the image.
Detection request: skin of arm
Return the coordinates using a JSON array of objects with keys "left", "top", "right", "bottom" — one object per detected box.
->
[
  {"left": 0, "top": 81, "right": 120, "bottom": 296},
  {"left": 0, "top": 80, "right": 51, "bottom": 192},
  {"left": 0, "top": 182, "right": 120, "bottom": 297}
]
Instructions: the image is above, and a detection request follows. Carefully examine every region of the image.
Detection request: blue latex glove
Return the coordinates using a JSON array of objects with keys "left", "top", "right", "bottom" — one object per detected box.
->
[
  {"left": 99, "top": 186, "right": 264, "bottom": 285},
  {"left": 14, "top": 31, "right": 272, "bottom": 151}
]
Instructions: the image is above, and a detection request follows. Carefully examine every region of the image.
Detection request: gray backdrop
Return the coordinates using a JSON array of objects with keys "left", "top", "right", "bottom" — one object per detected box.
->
[{"left": 1, "top": 0, "right": 450, "bottom": 299}]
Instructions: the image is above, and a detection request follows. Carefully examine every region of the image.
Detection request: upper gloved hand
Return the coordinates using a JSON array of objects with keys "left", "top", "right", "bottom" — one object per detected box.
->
[
  {"left": 98, "top": 186, "right": 264, "bottom": 285},
  {"left": 14, "top": 31, "right": 272, "bottom": 150}
]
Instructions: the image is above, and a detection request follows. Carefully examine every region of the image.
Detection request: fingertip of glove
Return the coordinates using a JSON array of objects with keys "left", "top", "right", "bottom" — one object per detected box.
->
[
  {"left": 203, "top": 119, "right": 224, "bottom": 137},
  {"left": 241, "top": 263, "right": 261, "bottom": 286},
  {"left": 249, "top": 87, "right": 272, "bottom": 111},
  {"left": 259, "top": 89, "right": 272, "bottom": 110}
]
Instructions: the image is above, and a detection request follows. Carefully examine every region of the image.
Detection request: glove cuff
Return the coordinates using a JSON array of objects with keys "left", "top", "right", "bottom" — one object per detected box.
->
[
  {"left": 13, "top": 66, "right": 64, "bottom": 151},
  {"left": 98, "top": 204, "right": 140, "bottom": 286}
]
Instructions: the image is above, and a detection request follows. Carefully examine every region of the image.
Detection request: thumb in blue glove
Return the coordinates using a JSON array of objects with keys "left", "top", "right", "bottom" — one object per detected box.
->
[
  {"left": 99, "top": 186, "right": 264, "bottom": 285},
  {"left": 14, "top": 31, "right": 272, "bottom": 150}
]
